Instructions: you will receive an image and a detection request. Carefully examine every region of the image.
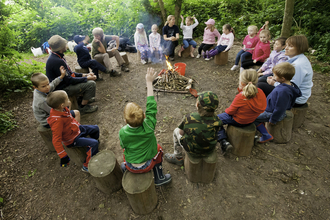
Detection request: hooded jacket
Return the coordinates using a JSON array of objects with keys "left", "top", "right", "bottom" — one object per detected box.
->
[
  {"left": 225, "top": 88, "right": 267, "bottom": 124},
  {"left": 47, "top": 107, "right": 81, "bottom": 158},
  {"left": 266, "top": 82, "right": 302, "bottom": 124}
]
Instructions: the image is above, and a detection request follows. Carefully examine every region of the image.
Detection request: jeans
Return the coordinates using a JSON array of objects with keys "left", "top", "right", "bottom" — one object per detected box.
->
[
  {"left": 183, "top": 39, "right": 197, "bottom": 49},
  {"left": 217, "top": 113, "right": 250, "bottom": 141},
  {"left": 254, "top": 111, "right": 287, "bottom": 125},
  {"left": 198, "top": 43, "right": 214, "bottom": 55},
  {"left": 163, "top": 40, "right": 178, "bottom": 57},
  {"left": 126, "top": 160, "right": 152, "bottom": 170},
  {"left": 235, "top": 50, "right": 252, "bottom": 66},
  {"left": 79, "top": 59, "right": 107, "bottom": 78}
]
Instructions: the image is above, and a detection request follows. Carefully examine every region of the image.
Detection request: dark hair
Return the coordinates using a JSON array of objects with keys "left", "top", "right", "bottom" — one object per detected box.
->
[
  {"left": 223, "top": 24, "right": 235, "bottom": 37},
  {"left": 272, "top": 62, "right": 295, "bottom": 81},
  {"left": 47, "top": 90, "right": 68, "bottom": 109},
  {"left": 286, "top": 35, "right": 309, "bottom": 54},
  {"left": 275, "top": 37, "right": 287, "bottom": 46},
  {"left": 31, "top": 72, "right": 48, "bottom": 87}
]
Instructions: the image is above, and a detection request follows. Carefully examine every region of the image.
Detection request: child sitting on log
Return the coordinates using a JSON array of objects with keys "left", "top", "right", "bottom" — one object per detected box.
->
[
  {"left": 134, "top": 23, "right": 151, "bottom": 64},
  {"left": 119, "top": 68, "right": 171, "bottom": 186},
  {"left": 178, "top": 15, "right": 199, "bottom": 58},
  {"left": 217, "top": 70, "right": 267, "bottom": 154},
  {"left": 31, "top": 67, "right": 80, "bottom": 128},
  {"left": 149, "top": 24, "right": 163, "bottom": 63},
  {"left": 165, "top": 91, "right": 222, "bottom": 165},
  {"left": 47, "top": 90, "right": 99, "bottom": 172},
  {"left": 254, "top": 62, "right": 302, "bottom": 143}
]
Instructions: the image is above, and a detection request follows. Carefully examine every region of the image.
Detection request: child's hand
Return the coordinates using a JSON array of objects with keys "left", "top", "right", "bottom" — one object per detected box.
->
[
  {"left": 253, "top": 59, "right": 257, "bottom": 63},
  {"left": 180, "top": 15, "right": 184, "bottom": 20},
  {"left": 60, "top": 156, "right": 70, "bottom": 167},
  {"left": 146, "top": 67, "right": 157, "bottom": 83},
  {"left": 83, "top": 36, "right": 90, "bottom": 44},
  {"left": 267, "top": 76, "right": 276, "bottom": 86},
  {"left": 59, "top": 66, "right": 66, "bottom": 79},
  {"left": 265, "top": 21, "right": 269, "bottom": 25}
]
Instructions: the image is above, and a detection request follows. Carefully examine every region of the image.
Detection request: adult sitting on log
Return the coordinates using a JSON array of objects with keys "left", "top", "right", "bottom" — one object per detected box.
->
[
  {"left": 46, "top": 35, "right": 98, "bottom": 114},
  {"left": 162, "top": 15, "right": 180, "bottom": 61},
  {"left": 91, "top": 27, "right": 129, "bottom": 75}
]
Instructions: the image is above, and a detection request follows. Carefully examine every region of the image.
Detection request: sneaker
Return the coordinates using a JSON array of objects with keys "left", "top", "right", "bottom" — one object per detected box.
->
[
  {"left": 79, "top": 104, "right": 98, "bottom": 114},
  {"left": 81, "top": 166, "right": 89, "bottom": 173},
  {"left": 169, "top": 57, "right": 175, "bottom": 61},
  {"left": 164, "top": 153, "right": 184, "bottom": 166},
  {"left": 205, "top": 57, "right": 211, "bottom": 61},
  {"left": 148, "top": 58, "right": 152, "bottom": 63},
  {"left": 121, "top": 64, "right": 129, "bottom": 72},
  {"left": 154, "top": 174, "right": 172, "bottom": 186},
  {"left": 95, "top": 77, "right": 104, "bottom": 81},
  {"left": 196, "top": 54, "right": 201, "bottom": 59},
  {"left": 141, "top": 59, "right": 147, "bottom": 64},
  {"left": 220, "top": 139, "right": 233, "bottom": 155},
  {"left": 88, "top": 97, "right": 96, "bottom": 103},
  {"left": 109, "top": 69, "right": 121, "bottom": 77},
  {"left": 231, "top": 65, "right": 239, "bottom": 71}
]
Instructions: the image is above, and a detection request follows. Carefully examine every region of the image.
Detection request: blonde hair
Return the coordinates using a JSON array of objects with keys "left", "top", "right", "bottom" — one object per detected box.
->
[
  {"left": 240, "top": 70, "right": 258, "bottom": 99},
  {"left": 186, "top": 16, "right": 194, "bottom": 23},
  {"left": 260, "top": 29, "right": 271, "bottom": 39},
  {"left": 124, "top": 102, "right": 144, "bottom": 127},
  {"left": 247, "top": 25, "right": 258, "bottom": 34},
  {"left": 31, "top": 72, "right": 48, "bottom": 87},
  {"left": 165, "top": 15, "right": 175, "bottom": 26},
  {"left": 206, "top": 24, "right": 215, "bottom": 32},
  {"left": 272, "top": 62, "right": 295, "bottom": 80},
  {"left": 47, "top": 90, "right": 67, "bottom": 109},
  {"left": 151, "top": 24, "right": 158, "bottom": 31}
]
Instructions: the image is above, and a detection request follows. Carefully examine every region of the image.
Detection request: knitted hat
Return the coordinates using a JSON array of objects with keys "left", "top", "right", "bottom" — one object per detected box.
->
[
  {"left": 73, "top": 35, "right": 86, "bottom": 44},
  {"left": 48, "top": 35, "right": 67, "bottom": 52},
  {"left": 198, "top": 91, "right": 219, "bottom": 112},
  {"left": 205, "top": 19, "right": 215, "bottom": 25},
  {"left": 136, "top": 23, "right": 144, "bottom": 29},
  {"left": 92, "top": 27, "right": 104, "bottom": 36}
]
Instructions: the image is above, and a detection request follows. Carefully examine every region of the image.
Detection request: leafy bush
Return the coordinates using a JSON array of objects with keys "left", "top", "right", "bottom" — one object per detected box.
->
[{"left": 0, "top": 110, "right": 18, "bottom": 135}]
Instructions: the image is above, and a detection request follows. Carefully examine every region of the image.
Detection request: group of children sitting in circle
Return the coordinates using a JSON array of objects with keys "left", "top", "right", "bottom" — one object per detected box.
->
[{"left": 30, "top": 15, "right": 313, "bottom": 186}]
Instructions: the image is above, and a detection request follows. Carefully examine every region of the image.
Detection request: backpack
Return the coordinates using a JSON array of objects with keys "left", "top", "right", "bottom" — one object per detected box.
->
[{"left": 41, "top": 42, "right": 50, "bottom": 54}]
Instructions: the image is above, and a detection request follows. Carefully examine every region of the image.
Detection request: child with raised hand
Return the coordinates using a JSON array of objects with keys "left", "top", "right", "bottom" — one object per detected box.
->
[
  {"left": 254, "top": 62, "right": 301, "bottom": 143},
  {"left": 149, "top": 24, "right": 163, "bottom": 63},
  {"left": 204, "top": 24, "right": 234, "bottom": 60},
  {"left": 217, "top": 69, "right": 267, "bottom": 154},
  {"left": 47, "top": 90, "right": 99, "bottom": 172},
  {"left": 178, "top": 15, "right": 199, "bottom": 58},
  {"left": 32, "top": 66, "right": 80, "bottom": 128},
  {"left": 197, "top": 19, "right": 221, "bottom": 59},
  {"left": 119, "top": 67, "right": 171, "bottom": 186},
  {"left": 134, "top": 23, "right": 151, "bottom": 64}
]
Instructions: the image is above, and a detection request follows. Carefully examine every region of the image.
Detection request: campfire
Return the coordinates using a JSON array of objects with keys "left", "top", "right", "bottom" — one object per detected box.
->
[{"left": 153, "top": 56, "right": 193, "bottom": 93}]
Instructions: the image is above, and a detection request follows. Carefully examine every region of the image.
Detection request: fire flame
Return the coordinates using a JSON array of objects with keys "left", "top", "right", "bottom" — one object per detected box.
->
[{"left": 165, "top": 55, "right": 174, "bottom": 71}]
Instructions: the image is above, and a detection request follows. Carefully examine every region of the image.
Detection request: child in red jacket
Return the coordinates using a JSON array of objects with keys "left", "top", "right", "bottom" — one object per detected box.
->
[
  {"left": 217, "top": 69, "right": 267, "bottom": 154},
  {"left": 47, "top": 90, "right": 99, "bottom": 172}
]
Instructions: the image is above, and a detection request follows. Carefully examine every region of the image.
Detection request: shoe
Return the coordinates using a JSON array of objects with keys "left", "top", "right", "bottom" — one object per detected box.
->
[
  {"left": 205, "top": 57, "right": 211, "bottom": 61},
  {"left": 220, "top": 139, "right": 233, "bottom": 155},
  {"left": 190, "top": 53, "right": 195, "bottom": 58},
  {"left": 169, "top": 57, "right": 175, "bottom": 61},
  {"left": 256, "top": 123, "right": 274, "bottom": 143},
  {"left": 109, "top": 69, "right": 121, "bottom": 77},
  {"left": 141, "top": 59, "right": 147, "bottom": 64},
  {"left": 121, "top": 64, "right": 129, "bottom": 72},
  {"left": 196, "top": 54, "right": 201, "bottom": 59},
  {"left": 88, "top": 97, "right": 96, "bottom": 103},
  {"left": 153, "top": 163, "right": 172, "bottom": 186},
  {"left": 240, "top": 67, "right": 244, "bottom": 73},
  {"left": 81, "top": 166, "right": 89, "bottom": 173},
  {"left": 164, "top": 153, "right": 184, "bottom": 166},
  {"left": 231, "top": 65, "right": 239, "bottom": 71},
  {"left": 95, "top": 77, "right": 103, "bottom": 81},
  {"left": 79, "top": 104, "right": 98, "bottom": 114},
  {"left": 105, "top": 69, "right": 112, "bottom": 74},
  {"left": 120, "top": 162, "right": 127, "bottom": 173},
  {"left": 148, "top": 58, "right": 152, "bottom": 63},
  {"left": 201, "top": 51, "right": 205, "bottom": 58},
  {"left": 159, "top": 59, "right": 163, "bottom": 63}
]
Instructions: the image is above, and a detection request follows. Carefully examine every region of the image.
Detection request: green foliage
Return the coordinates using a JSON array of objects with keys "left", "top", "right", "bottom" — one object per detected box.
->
[{"left": 0, "top": 110, "right": 18, "bottom": 135}]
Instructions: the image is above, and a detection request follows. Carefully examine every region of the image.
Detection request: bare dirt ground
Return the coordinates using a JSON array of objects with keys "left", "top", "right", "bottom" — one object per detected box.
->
[{"left": 1, "top": 42, "right": 330, "bottom": 220}]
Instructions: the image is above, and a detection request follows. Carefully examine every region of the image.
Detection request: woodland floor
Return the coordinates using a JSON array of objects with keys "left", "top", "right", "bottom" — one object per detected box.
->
[{"left": 1, "top": 42, "right": 330, "bottom": 220}]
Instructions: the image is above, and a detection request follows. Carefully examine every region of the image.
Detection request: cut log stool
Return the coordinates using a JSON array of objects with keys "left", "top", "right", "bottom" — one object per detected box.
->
[
  {"left": 69, "top": 95, "right": 79, "bottom": 110},
  {"left": 184, "top": 150, "right": 217, "bottom": 183},
  {"left": 266, "top": 110, "right": 294, "bottom": 144},
  {"left": 89, "top": 150, "right": 123, "bottom": 194},
  {"left": 214, "top": 51, "right": 228, "bottom": 65},
  {"left": 227, "top": 124, "right": 256, "bottom": 157},
  {"left": 119, "top": 52, "right": 129, "bottom": 65},
  {"left": 74, "top": 66, "right": 89, "bottom": 73},
  {"left": 37, "top": 124, "right": 56, "bottom": 152},
  {"left": 136, "top": 51, "right": 141, "bottom": 62},
  {"left": 291, "top": 103, "right": 309, "bottom": 130},
  {"left": 122, "top": 171, "right": 157, "bottom": 215},
  {"left": 62, "top": 144, "right": 86, "bottom": 167},
  {"left": 181, "top": 45, "right": 192, "bottom": 58}
]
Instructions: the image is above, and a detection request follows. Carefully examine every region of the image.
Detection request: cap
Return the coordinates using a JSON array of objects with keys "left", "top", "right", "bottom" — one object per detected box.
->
[
  {"left": 73, "top": 35, "right": 86, "bottom": 44},
  {"left": 205, "top": 19, "right": 215, "bottom": 25},
  {"left": 198, "top": 91, "right": 219, "bottom": 112},
  {"left": 136, "top": 23, "right": 144, "bottom": 29},
  {"left": 48, "top": 35, "right": 67, "bottom": 52}
]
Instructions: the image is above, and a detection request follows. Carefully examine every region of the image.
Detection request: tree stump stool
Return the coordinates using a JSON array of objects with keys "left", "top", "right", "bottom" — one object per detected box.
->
[
  {"left": 74, "top": 66, "right": 89, "bottom": 73},
  {"left": 89, "top": 150, "right": 123, "bottom": 194},
  {"left": 214, "top": 51, "right": 228, "bottom": 65},
  {"left": 266, "top": 110, "right": 294, "bottom": 144},
  {"left": 291, "top": 103, "right": 309, "bottom": 130},
  {"left": 136, "top": 51, "right": 141, "bottom": 62},
  {"left": 62, "top": 144, "right": 86, "bottom": 167},
  {"left": 68, "top": 95, "right": 79, "bottom": 110},
  {"left": 227, "top": 124, "right": 256, "bottom": 157},
  {"left": 37, "top": 124, "right": 56, "bottom": 152},
  {"left": 122, "top": 171, "right": 157, "bottom": 215},
  {"left": 119, "top": 52, "right": 129, "bottom": 65},
  {"left": 181, "top": 45, "right": 192, "bottom": 58},
  {"left": 184, "top": 150, "right": 217, "bottom": 183}
]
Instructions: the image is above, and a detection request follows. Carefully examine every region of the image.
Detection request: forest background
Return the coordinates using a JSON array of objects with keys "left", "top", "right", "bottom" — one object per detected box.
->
[{"left": 0, "top": 0, "right": 329, "bottom": 133}]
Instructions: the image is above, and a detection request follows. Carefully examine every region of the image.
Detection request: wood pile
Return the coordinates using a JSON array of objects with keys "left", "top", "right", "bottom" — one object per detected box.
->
[{"left": 153, "top": 68, "right": 193, "bottom": 92}]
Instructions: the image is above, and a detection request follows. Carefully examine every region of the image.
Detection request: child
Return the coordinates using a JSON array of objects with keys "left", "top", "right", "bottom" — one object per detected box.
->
[
  {"left": 149, "top": 24, "right": 163, "bottom": 63},
  {"left": 254, "top": 62, "right": 302, "bottom": 143},
  {"left": 32, "top": 67, "right": 80, "bottom": 128},
  {"left": 197, "top": 19, "right": 221, "bottom": 59},
  {"left": 204, "top": 24, "right": 234, "bottom": 60},
  {"left": 257, "top": 37, "right": 288, "bottom": 78},
  {"left": 74, "top": 35, "right": 114, "bottom": 80},
  {"left": 178, "top": 15, "right": 199, "bottom": 58},
  {"left": 231, "top": 25, "right": 259, "bottom": 71},
  {"left": 119, "top": 68, "right": 171, "bottom": 186},
  {"left": 162, "top": 15, "right": 180, "bottom": 61},
  {"left": 47, "top": 90, "right": 99, "bottom": 172},
  {"left": 165, "top": 91, "right": 222, "bottom": 165},
  {"left": 134, "top": 23, "right": 151, "bottom": 64},
  {"left": 217, "top": 70, "right": 267, "bottom": 154}
]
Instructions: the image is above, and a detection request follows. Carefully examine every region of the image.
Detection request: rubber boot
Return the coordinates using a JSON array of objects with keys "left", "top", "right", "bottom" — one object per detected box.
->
[
  {"left": 208, "top": 49, "right": 219, "bottom": 58},
  {"left": 152, "top": 163, "right": 172, "bottom": 186},
  {"left": 256, "top": 123, "right": 273, "bottom": 143}
]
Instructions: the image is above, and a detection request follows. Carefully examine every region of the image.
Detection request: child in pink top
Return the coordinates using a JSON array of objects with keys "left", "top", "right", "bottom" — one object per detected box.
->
[{"left": 196, "top": 19, "right": 221, "bottom": 58}]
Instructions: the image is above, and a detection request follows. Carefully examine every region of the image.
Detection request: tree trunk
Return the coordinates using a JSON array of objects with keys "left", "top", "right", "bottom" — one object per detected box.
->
[
  {"left": 174, "top": 0, "right": 183, "bottom": 26},
  {"left": 281, "top": 0, "right": 295, "bottom": 38},
  {"left": 158, "top": 0, "right": 166, "bottom": 24}
]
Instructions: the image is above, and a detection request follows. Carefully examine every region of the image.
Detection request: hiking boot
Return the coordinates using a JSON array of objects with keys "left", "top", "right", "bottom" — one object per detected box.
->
[
  {"left": 121, "top": 64, "right": 129, "bottom": 72},
  {"left": 81, "top": 166, "right": 89, "bottom": 173},
  {"left": 109, "top": 69, "right": 121, "bottom": 77},
  {"left": 153, "top": 163, "right": 172, "bottom": 186},
  {"left": 88, "top": 97, "right": 96, "bottom": 103},
  {"left": 220, "top": 139, "right": 233, "bottom": 155},
  {"left": 141, "top": 59, "right": 147, "bottom": 64},
  {"left": 169, "top": 56, "right": 175, "bottom": 61},
  {"left": 95, "top": 77, "right": 104, "bottom": 81},
  {"left": 79, "top": 104, "right": 98, "bottom": 114},
  {"left": 164, "top": 153, "right": 184, "bottom": 166}
]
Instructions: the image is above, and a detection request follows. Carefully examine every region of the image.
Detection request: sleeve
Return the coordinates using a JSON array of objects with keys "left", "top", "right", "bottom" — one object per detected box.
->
[
  {"left": 225, "top": 93, "right": 244, "bottom": 116},
  {"left": 217, "top": 35, "right": 223, "bottom": 46},
  {"left": 255, "top": 44, "right": 271, "bottom": 62},
  {"left": 50, "top": 119, "right": 68, "bottom": 158},
  {"left": 269, "top": 90, "right": 289, "bottom": 124},
  {"left": 178, "top": 116, "right": 186, "bottom": 130},
  {"left": 144, "top": 96, "right": 158, "bottom": 130},
  {"left": 260, "top": 54, "right": 272, "bottom": 72},
  {"left": 214, "top": 29, "right": 221, "bottom": 42},
  {"left": 291, "top": 63, "right": 306, "bottom": 88},
  {"left": 191, "top": 19, "right": 199, "bottom": 29},
  {"left": 175, "top": 25, "right": 180, "bottom": 35},
  {"left": 134, "top": 32, "right": 138, "bottom": 48},
  {"left": 162, "top": 26, "right": 167, "bottom": 37},
  {"left": 224, "top": 33, "right": 234, "bottom": 51},
  {"left": 149, "top": 34, "right": 154, "bottom": 49},
  {"left": 180, "top": 22, "right": 185, "bottom": 30},
  {"left": 74, "top": 42, "right": 84, "bottom": 54},
  {"left": 242, "top": 35, "right": 248, "bottom": 46}
]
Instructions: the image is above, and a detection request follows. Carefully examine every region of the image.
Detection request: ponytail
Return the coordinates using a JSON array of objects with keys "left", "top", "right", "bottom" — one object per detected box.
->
[
  {"left": 223, "top": 24, "right": 235, "bottom": 37},
  {"left": 240, "top": 70, "right": 258, "bottom": 99}
]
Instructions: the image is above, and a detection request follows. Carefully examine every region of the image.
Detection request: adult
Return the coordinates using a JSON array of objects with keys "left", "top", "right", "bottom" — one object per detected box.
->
[
  {"left": 46, "top": 35, "right": 98, "bottom": 114},
  {"left": 91, "top": 27, "right": 129, "bottom": 75},
  {"left": 257, "top": 35, "right": 313, "bottom": 106},
  {"left": 162, "top": 15, "right": 180, "bottom": 61}
]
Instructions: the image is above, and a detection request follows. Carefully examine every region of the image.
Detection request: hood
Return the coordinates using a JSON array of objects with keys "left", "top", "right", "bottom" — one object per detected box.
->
[
  {"left": 285, "top": 82, "right": 302, "bottom": 99},
  {"left": 245, "top": 88, "right": 267, "bottom": 114},
  {"left": 47, "top": 107, "right": 72, "bottom": 125}
]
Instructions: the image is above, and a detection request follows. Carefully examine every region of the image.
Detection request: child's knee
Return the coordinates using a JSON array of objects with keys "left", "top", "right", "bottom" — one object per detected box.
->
[{"left": 73, "top": 110, "right": 80, "bottom": 118}]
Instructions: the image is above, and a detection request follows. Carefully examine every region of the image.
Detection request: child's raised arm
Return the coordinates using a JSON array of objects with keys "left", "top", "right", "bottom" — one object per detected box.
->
[{"left": 146, "top": 67, "right": 157, "bottom": 97}]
